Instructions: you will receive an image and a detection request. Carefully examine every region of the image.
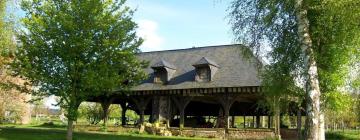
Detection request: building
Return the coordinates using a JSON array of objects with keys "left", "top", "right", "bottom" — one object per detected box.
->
[{"left": 88, "top": 44, "right": 302, "bottom": 139}]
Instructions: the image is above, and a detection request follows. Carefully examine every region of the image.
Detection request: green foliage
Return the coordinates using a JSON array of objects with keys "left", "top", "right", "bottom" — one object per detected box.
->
[
  {"left": 108, "top": 104, "right": 120, "bottom": 118},
  {"left": 78, "top": 102, "right": 121, "bottom": 125},
  {"left": 12, "top": 0, "right": 147, "bottom": 121},
  {"left": 78, "top": 102, "right": 103, "bottom": 125},
  {"left": 229, "top": 0, "right": 360, "bottom": 112}
]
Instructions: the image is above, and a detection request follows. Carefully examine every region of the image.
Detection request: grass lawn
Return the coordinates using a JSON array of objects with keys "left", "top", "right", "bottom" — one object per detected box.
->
[
  {"left": 325, "top": 130, "right": 360, "bottom": 140},
  {"left": 1, "top": 124, "right": 360, "bottom": 140},
  {"left": 0, "top": 126, "right": 203, "bottom": 140}
]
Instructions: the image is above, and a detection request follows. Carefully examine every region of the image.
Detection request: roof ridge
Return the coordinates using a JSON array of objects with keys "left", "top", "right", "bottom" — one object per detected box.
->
[{"left": 138, "top": 44, "right": 244, "bottom": 54}]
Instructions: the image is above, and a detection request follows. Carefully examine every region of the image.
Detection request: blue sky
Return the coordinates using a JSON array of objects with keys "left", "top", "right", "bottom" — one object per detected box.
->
[
  {"left": 11, "top": 0, "right": 235, "bottom": 108},
  {"left": 127, "top": 0, "right": 234, "bottom": 52}
]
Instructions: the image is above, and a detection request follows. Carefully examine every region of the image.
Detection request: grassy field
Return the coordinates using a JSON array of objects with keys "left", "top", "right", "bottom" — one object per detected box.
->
[
  {"left": 1, "top": 124, "right": 359, "bottom": 140},
  {"left": 325, "top": 130, "right": 360, "bottom": 140},
  {"left": 0, "top": 126, "right": 203, "bottom": 140}
]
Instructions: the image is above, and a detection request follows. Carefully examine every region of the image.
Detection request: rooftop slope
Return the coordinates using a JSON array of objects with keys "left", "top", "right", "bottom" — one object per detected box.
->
[{"left": 133, "top": 44, "right": 262, "bottom": 91}]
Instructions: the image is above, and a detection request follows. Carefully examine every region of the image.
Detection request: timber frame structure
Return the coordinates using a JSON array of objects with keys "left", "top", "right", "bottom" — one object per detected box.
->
[{"left": 87, "top": 44, "right": 303, "bottom": 139}]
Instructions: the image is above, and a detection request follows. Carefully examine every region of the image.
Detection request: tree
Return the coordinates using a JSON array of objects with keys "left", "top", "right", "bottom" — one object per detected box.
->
[
  {"left": 229, "top": 0, "right": 360, "bottom": 139},
  {"left": 12, "top": 0, "right": 146, "bottom": 139},
  {"left": 0, "top": 0, "right": 32, "bottom": 125},
  {"left": 78, "top": 102, "right": 103, "bottom": 125}
]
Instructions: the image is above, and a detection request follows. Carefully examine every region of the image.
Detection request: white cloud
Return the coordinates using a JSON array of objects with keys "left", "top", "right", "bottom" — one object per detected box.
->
[{"left": 137, "top": 19, "right": 164, "bottom": 52}]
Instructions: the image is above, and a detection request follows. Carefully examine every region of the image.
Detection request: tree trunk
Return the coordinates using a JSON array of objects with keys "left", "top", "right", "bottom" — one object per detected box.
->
[
  {"left": 295, "top": 0, "right": 323, "bottom": 139},
  {"left": 319, "top": 113, "right": 325, "bottom": 140},
  {"left": 67, "top": 119, "right": 73, "bottom": 140},
  {"left": 101, "top": 99, "right": 111, "bottom": 130},
  {"left": 273, "top": 98, "right": 281, "bottom": 139},
  {"left": 120, "top": 103, "right": 127, "bottom": 126}
]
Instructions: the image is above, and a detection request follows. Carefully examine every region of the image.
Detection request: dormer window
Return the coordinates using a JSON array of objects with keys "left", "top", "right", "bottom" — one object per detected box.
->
[
  {"left": 151, "top": 59, "right": 176, "bottom": 84},
  {"left": 196, "top": 66, "right": 211, "bottom": 82},
  {"left": 153, "top": 68, "right": 167, "bottom": 84},
  {"left": 193, "top": 57, "right": 219, "bottom": 82}
]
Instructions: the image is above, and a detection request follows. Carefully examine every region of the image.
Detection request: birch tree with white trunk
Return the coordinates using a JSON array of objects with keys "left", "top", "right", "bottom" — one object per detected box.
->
[{"left": 229, "top": 0, "right": 360, "bottom": 139}]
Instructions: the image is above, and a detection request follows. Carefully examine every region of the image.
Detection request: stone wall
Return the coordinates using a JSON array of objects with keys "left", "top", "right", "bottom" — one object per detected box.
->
[
  {"left": 228, "top": 128, "right": 275, "bottom": 139},
  {"left": 170, "top": 128, "right": 275, "bottom": 139}
]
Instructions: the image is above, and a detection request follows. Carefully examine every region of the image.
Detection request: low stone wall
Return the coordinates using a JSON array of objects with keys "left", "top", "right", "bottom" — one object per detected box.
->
[
  {"left": 170, "top": 128, "right": 275, "bottom": 139},
  {"left": 170, "top": 128, "right": 225, "bottom": 139},
  {"left": 228, "top": 128, "right": 275, "bottom": 139}
]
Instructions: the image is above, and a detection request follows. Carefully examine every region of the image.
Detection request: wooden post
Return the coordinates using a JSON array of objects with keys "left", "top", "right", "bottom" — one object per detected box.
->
[
  {"left": 132, "top": 97, "right": 151, "bottom": 126},
  {"left": 231, "top": 116, "right": 235, "bottom": 128},
  {"left": 217, "top": 94, "right": 236, "bottom": 134},
  {"left": 172, "top": 96, "right": 192, "bottom": 130},
  {"left": 180, "top": 107, "right": 185, "bottom": 129},
  {"left": 243, "top": 115, "right": 246, "bottom": 128},
  {"left": 267, "top": 116, "right": 271, "bottom": 128},
  {"left": 224, "top": 105, "right": 230, "bottom": 130},
  {"left": 252, "top": 116, "right": 255, "bottom": 128},
  {"left": 297, "top": 109, "right": 302, "bottom": 140},
  {"left": 256, "top": 115, "right": 260, "bottom": 128}
]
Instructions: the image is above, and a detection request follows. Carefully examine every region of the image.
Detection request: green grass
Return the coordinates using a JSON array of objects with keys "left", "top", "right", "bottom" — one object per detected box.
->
[
  {"left": 325, "top": 130, "right": 360, "bottom": 140},
  {"left": 0, "top": 125, "right": 204, "bottom": 140},
  {"left": 1, "top": 124, "right": 359, "bottom": 140}
]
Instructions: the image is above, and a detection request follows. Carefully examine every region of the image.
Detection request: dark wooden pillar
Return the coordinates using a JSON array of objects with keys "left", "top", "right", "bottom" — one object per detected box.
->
[
  {"left": 120, "top": 102, "right": 128, "bottom": 126},
  {"left": 297, "top": 109, "right": 302, "bottom": 140},
  {"left": 256, "top": 115, "right": 260, "bottom": 128},
  {"left": 267, "top": 116, "right": 271, "bottom": 128},
  {"left": 217, "top": 94, "right": 236, "bottom": 133},
  {"left": 243, "top": 115, "right": 246, "bottom": 128},
  {"left": 252, "top": 116, "right": 255, "bottom": 128},
  {"left": 172, "top": 96, "right": 192, "bottom": 130},
  {"left": 224, "top": 105, "right": 230, "bottom": 130},
  {"left": 132, "top": 96, "right": 151, "bottom": 125},
  {"left": 231, "top": 116, "right": 235, "bottom": 128}
]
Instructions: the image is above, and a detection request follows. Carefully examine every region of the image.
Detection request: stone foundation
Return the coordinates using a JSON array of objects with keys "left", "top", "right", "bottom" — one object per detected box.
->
[
  {"left": 169, "top": 128, "right": 275, "bottom": 139},
  {"left": 228, "top": 128, "right": 275, "bottom": 139}
]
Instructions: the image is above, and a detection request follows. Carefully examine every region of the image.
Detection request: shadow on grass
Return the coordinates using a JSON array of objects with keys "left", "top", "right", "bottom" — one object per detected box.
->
[
  {"left": 0, "top": 127, "right": 200, "bottom": 140},
  {"left": 32, "top": 123, "right": 66, "bottom": 129}
]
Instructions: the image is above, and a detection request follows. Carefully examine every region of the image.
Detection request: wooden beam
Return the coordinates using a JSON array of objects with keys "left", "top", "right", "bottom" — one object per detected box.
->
[{"left": 132, "top": 96, "right": 152, "bottom": 125}]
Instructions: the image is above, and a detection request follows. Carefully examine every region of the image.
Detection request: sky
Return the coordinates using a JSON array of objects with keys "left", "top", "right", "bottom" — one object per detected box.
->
[
  {"left": 128, "top": 0, "right": 234, "bottom": 52},
  {"left": 11, "top": 0, "right": 235, "bottom": 109}
]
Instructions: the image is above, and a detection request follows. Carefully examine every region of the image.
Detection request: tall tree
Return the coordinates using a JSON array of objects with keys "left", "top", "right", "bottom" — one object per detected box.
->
[
  {"left": 0, "top": 0, "right": 31, "bottom": 124},
  {"left": 229, "top": 0, "right": 360, "bottom": 139},
  {"left": 12, "top": 0, "right": 146, "bottom": 139}
]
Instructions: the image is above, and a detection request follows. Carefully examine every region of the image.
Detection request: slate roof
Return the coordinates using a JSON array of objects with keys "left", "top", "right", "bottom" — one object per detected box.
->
[
  {"left": 151, "top": 59, "right": 177, "bottom": 69},
  {"left": 192, "top": 57, "right": 219, "bottom": 67},
  {"left": 132, "top": 44, "right": 262, "bottom": 91}
]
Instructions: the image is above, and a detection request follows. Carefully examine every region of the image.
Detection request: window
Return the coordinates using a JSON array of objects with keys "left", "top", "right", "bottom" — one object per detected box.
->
[
  {"left": 196, "top": 67, "right": 210, "bottom": 82},
  {"left": 154, "top": 68, "right": 167, "bottom": 84}
]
